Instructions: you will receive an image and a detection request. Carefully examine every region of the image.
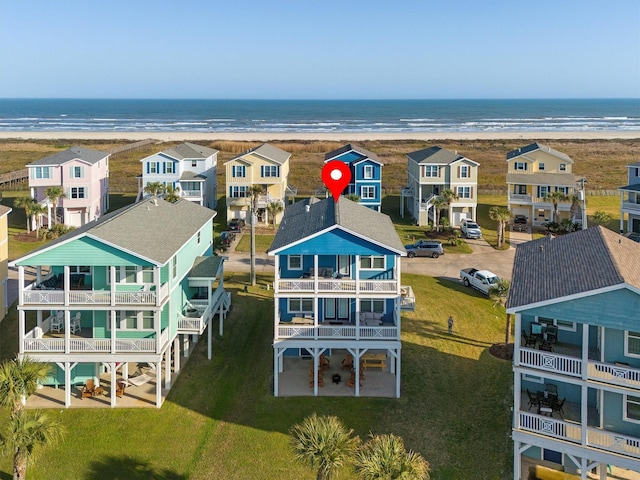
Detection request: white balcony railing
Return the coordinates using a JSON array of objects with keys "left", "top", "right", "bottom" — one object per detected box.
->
[
  {"left": 177, "top": 304, "right": 211, "bottom": 334},
  {"left": 182, "top": 190, "right": 203, "bottom": 198},
  {"left": 22, "top": 329, "right": 168, "bottom": 354},
  {"left": 276, "top": 279, "right": 397, "bottom": 294},
  {"left": 621, "top": 201, "right": 640, "bottom": 212},
  {"left": 588, "top": 361, "right": 640, "bottom": 388},
  {"left": 518, "top": 348, "right": 582, "bottom": 377},
  {"left": 508, "top": 193, "right": 533, "bottom": 203},
  {"left": 518, "top": 412, "right": 640, "bottom": 459},
  {"left": 276, "top": 324, "right": 399, "bottom": 340},
  {"left": 21, "top": 283, "right": 168, "bottom": 306}
]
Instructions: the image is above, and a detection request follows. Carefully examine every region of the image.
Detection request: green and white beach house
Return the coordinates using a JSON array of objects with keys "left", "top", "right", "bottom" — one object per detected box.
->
[{"left": 11, "top": 198, "right": 230, "bottom": 408}]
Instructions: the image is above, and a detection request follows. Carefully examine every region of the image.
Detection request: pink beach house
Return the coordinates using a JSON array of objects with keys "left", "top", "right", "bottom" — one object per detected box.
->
[{"left": 28, "top": 146, "right": 110, "bottom": 228}]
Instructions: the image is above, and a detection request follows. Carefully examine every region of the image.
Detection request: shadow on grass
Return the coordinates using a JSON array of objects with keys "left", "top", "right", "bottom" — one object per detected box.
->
[{"left": 85, "top": 456, "right": 186, "bottom": 480}]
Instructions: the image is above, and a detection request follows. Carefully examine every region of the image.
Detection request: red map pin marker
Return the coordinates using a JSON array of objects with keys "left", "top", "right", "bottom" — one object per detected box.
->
[{"left": 322, "top": 161, "right": 352, "bottom": 203}]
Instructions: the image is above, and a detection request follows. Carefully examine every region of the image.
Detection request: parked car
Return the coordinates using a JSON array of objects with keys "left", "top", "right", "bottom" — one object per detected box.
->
[
  {"left": 512, "top": 215, "right": 528, "bottom": 232},
  {"left": 623, "top": 232, "right": 640, "bottom": 243},
  {"left": 405, "top": 240, "right": 444, "bottom": 258},
  {"left": 460, "top": 219, "right": 482, "bottom": 239},
  {"left": 219, "top": 231, "right": 236, "bottom": 246},
  {"left": 460, "top": 268, "right": 501, "bottom": 295},
  {"left": 227, "top": 219, "right": 245, "bottom": 232}
]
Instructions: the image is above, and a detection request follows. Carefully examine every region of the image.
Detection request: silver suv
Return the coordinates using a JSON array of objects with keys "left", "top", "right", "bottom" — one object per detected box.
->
[
  {"left": 405, "top": 240, "right": 444, "bottom": 258},
  {"left": 460, "top": 219, "right": 482, "bottom": 239}
]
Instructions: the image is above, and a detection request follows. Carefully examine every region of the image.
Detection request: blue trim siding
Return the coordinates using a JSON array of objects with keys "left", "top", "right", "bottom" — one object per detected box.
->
[
  {"left": 278, "top": 229, "right": 399, "bottom": 256},
  {"left": 332, "top": 151, "right": 365, "bottom": 164},
  {"left": 279, "top": 254, "right": 396, "bottom": 280}
]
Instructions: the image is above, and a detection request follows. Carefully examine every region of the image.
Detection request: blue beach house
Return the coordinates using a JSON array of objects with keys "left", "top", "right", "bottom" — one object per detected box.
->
[
  {"left": 508, "top": 226, "right": 640, "bottom": 478},
  {"left": 268, "top": 196, "right": 413, "bottom": 398},
  {"left": 11, "top": 198, "right": 230, "bottom": 408},
  {"left": 324, "top": 144, "right": 383, "bottom": 211}
]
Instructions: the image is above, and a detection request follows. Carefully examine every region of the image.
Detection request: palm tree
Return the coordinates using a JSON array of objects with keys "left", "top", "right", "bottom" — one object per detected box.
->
[
  {"left": 164, "top": 185, "right": 181, "bottom": 203},
  {"left": 290, "top": 413, "right": 359, "bottom": 480},
  {"left": 13, "top": 197, "right": 37, "bottom": 233},
  {"left": 592, "top": 210, "right": 613, "bottom": 226},
  {"left": 44, "top": 186, "right": 65, "bottom": 226},
  {"left": 143, "top": 181, "right": 164, "bottom": 198},
  {"left": 488, "top": 206, "right": 512, "bottom": 248},
  {"left": 1, "top": 410, "right": 64, "bottom": 480},
  {"left": 0, "top": 356, "right": 52, "bottom": 415},
  {"left": 30, "top": 203, "right": 47, "bottom": 239},
  {"left": 266, "top": 201, "right": 283, "bottom": 228},
  {"left": 353, "top": 433, "right": 430, "bottom": 480},
  {"left": 430, "top": 196, "right": 447, "bottom": 232},
  {"left": 544, "top": 191, "right": 569, "bottom": 223},
  {"left": 488, "top": 279, "right": 511, "bottom": 345},
  {"left": 440, "top": 188, "right": 458, "bottom": 224}
]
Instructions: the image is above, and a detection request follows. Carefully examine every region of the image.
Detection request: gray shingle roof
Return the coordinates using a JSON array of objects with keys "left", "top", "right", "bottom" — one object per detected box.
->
[
  {"left": 324, "top": 144, "right": 381, "bottom": 163},
  {"left": 226, "top": 143, "right": 291, "bottom": 165},
  {"left": 407, "top": 146, "right": 465, "bottom": 165},
  {"left": 268, "top": 196, "right": 405, "bottom": 254},
  {"left": 506, "top": 172, "right": 576, "bottom": 187},
  {"left": 27, "top": 146, "right": 109, "bottom": 166},
  {"left": 15, "top": 199, "right": 215, "bottom": 266},
  {"left": 189, "top": 256, "right": 224, "bottom": 278},
  {"left": 0, "top": 205, "right": 12, "bottom": 217},
  {"left": 163, "top": 142, "right": 218, "bottom": 160},
  {"left": 506, "top": 143, "right": 573, "bottom": 163},
  {"left": 179, "top": 171, "right": 206, "bottom": 181},
  {"left": 619, "top": 183, "right": 640, "bottom": 192},
  {"left": 506, "top": 226, "right": 640, "bottom": 310}
]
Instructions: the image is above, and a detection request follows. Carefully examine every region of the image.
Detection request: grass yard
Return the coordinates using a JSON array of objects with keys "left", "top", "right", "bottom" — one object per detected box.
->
[
  {"left": 0, "top": 272, "right": 513, "bottom": 479},
  {"left": 235, "top": 234, "right": 275, "bottom": 253}
]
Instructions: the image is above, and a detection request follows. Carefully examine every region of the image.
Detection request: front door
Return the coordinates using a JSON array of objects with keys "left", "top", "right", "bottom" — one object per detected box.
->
[
  {"left": 337, "top": 255, "right": 350, "bottom": 276},
  {"left": 324, "top": 298, "right": 349, "bottom": 320}
]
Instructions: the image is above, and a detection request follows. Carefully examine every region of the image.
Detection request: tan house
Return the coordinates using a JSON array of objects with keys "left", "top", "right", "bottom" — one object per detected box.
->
[
  {"left": 224, "top": 144, "right": 294, "bottom": 225},
  {"left": 506, "top": 143, "right": 579, "bottom": 227},
  {"left": 401, "top": 146, "right": 479, "bottom": 227},
  {"left": 0, "top": 205, "right": 12, "bottom": 320}
]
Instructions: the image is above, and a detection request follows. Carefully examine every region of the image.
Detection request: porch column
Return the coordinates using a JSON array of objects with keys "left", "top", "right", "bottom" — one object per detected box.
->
[
  {"left": 110, "top": 362, "right": 117, "bottom": 408},
  {"left": 355, "top": 256, "right": 360, "bottom": 295},
  {"left": 164, "top": 348, "right": 171, "bottom": 389},
  {"left": 155, "top": 266, "right": 162, "bottom": 306},
  {"left": 273, "top": 255, "right": 279, "bottom": 294},
  {"left": 110, "top": 266, "right": 116, "bottom": 307},
  {"left": 155, "top": 362, "right": 162, "bottom": 408},
  {"left": 207, "top": 313, "right": 212, "bottom": 360},
  {"left": 183, "top": 334, "right": 189, "bottom": 358},
  {"left": 313, "top": 348, "right": 319, "bottom": 397},
  {"left": 620, "top": 191, "right": 625, "bottom": 232},
  {"left": 64, "top": 362, "right": 71, "bottom": 408},
  {"left": 218, "top": 302, "right": 224, "bottom": 337},
  {"left": 64, "top": 310, "right": 71, "bottom": 354},
  {"left": 63, "top": 266, "right": 70, "bottom": 306},
  {"left": 155, "top": 310, "right": 161, "bottom": 354},
  {"left": 36, "top": 265, "right": 42, "bottom": 284},
  {"left": 173, "top": 337, "right": 181, "bottom": 373},
  {"left": 313, "top": 255, "right": 318, "bottom": 293},
  {"left": 273, "top": 347, "right": 280, "bottom": 397},
  {"left": 110, "top": 311, "right": 117, "bottom": 354},
  {"left": 354, "top": 349, "right": 361, "bottom": 397},
  {"left": 36, "top": 310, "right": 42, "bottom": 326},
  {"left": 18, "top": 310, "right": 25, "bottom": 354},
  {"left": 18, "top": 266, "right": 24, "bottom": 306},
  {"left": 395, "top": 350, "right": 401, "bottom": 398},
  {"left": 514, "top": 370, "right": 521, "bottom": 430},
  {"left": 400, "top": 189, "right": 404, "bottom": 218},
  {"left": 513, "top": 314, "right": 521, "bottom": 367}
]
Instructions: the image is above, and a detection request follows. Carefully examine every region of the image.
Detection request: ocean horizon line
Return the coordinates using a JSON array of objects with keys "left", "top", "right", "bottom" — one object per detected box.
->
[{"left": 1, "top": 97, "right": 639, "bottom": 101}]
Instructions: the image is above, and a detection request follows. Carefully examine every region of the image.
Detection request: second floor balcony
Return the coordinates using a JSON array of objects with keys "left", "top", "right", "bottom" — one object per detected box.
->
[{"left": 276, "top": 311, "right": 400, "bottom": 341}]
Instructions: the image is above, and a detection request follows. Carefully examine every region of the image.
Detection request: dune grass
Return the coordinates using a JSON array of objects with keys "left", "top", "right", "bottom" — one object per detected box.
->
[{"left": 0, "top": 272, "right": 513, "bottom": 479}]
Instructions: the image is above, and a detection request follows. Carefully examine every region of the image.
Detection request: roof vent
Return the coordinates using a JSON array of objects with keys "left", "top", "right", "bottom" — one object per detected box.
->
[{"left": 539, "top": 245, "right": 544, "bottom": 252}]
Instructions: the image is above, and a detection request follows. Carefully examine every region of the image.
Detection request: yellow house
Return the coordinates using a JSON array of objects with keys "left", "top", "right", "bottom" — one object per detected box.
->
[
  {"left": 0, "top": 205, "right": 13, "bottom": 320},
  {"left": 506, "top": 143, "right": 580, "bottom": 227},
  {"left": 224, "top": 144, "right": 293, "bottom": 226}
]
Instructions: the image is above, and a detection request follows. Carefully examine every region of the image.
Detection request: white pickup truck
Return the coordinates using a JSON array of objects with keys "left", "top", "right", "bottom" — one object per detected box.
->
[{"left": 460, "top": 268, "right": 500, "bottom": 295}]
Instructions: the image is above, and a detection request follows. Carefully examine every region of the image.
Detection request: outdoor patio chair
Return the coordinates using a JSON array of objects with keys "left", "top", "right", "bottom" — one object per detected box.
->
[
  {"left": 81, "top": 379, "right": 95, "bottom": 398},
  {"left": 70, "top": 312, "right": 81, "bottom": 334},
  {"left": 522, "top": 330, "right": 536, "bottom": 348},
  {"left": 51, "top": 311, "right": 64, "bottom": 333},
  {"left": 341, "top": 354, "right": 354, "bottom": 371},
  {"left": 551, "top": 397, "right": 565, "bottom": 418},
  {"left": 544, "top": 325, "right": 558, "bottom": 344},
  {"left": 526, "top": 389, "right": 539, "bottom": 410}
]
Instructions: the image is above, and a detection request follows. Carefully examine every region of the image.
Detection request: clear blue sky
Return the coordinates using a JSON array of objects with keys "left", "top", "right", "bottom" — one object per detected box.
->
[{"left": 1, "top": 0, "right": 639, "bottom": 99}]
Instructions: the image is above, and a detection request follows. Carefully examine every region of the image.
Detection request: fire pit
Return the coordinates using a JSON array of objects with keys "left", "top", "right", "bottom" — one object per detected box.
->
[{"left": 332, "top": 374, "right": 341, "bottom": 385}]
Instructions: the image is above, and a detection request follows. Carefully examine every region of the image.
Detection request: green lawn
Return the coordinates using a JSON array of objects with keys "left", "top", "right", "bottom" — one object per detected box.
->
[
  {"left": 0, "top": 272, "right": 513, "bottom": 479},
  {"left": 235, "top": 234, "right": 275, "bottom": 253}
]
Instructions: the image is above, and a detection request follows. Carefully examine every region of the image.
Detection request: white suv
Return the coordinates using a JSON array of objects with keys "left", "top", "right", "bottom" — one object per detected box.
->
[{"left": 460, "top": 219, "right": 482, "bottom": 239}]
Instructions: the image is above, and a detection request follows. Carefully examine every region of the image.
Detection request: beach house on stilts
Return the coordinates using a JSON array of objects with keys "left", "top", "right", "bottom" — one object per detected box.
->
[{"left": 11, "top": 198, "right": 230, "bottom": 408}]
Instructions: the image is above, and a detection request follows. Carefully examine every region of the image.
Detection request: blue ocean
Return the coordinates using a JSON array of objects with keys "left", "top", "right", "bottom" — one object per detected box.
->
[{"left": 0, "top": 98, "right": 638, "bottom": 133}]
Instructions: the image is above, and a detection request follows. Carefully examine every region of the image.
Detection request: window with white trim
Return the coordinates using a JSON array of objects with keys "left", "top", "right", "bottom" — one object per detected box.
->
[
  {"left": 109, "top": 266, "right": 154, "bottom": 284},
  {"left": 625, "top": 331, "right": 640, "bottom": 357},
  {"left": 191, "top": 160, "right": 197, "bottom": 167},
  {"left": 166, "top": 162, "right": 174, "bottom": 174},
  {"left": 288, "top": 255, "right": 302, "bottom": 270},
  {"left": 70, "top": 266, "right": 91, "bottom": 274},
  {"left": 113, "top": 311, "right": 155, "bottom": 331},
  {"left": 538, "top": 186, "right": 550, "bottom": 197},
  {"left": 538, "top": 163, "right": 545, "bottom": 171},
  {"left": 559, "top": 163, "right": 567, "bottom": 171},
  {"left": 71, "top": 166, "right": 84, "bottom": 178},
  {"left": 360, "top": 256, "right": 385, "bottom": 269},
  {"left": 515, "top": 162, "right": 528, "bottom": 171},
  {"left": 149, "top": 162, "right": 159, "bottom": 174},
  {"left": 232, "top": 165, "right": 246, "bottom": 177},
  {"left": 514, "top": 185, "right": 527, "bottom": 195},
  {"left": 361, "top": 186, "right": 375, "bottom": 199},
  {"left": 32, "top": 167, "right": 51, "bottom": 179},
  {"left": 230, "top": 186, "right": 248, "bottom": 198},
  {"left": 360, "top": 299, "right": 384, "bottom": 313},
  {"left": 363, "top": 165, "right": 374, "bottom": 179},
  {"left": 288, "top": 298, "right": 313, "bottom": 313},
  {"left": 624, "top": 394, "right": 640, "bottom": 422},
  {"left": 457, "top": 186, "right": 471, "bottom": 198},
  {"left": 536, "top": 316, "right": 576, "bottom": 332},
  {"left": 459, "top": 165, "right": 470, "bottom": 178},
  {"left": 423, "top": 165, "right": 439, "bottom": 177},
  {"left": 261, "top": 165, "right": 279, "bottom": 177},
  {"left": 71, "top": 187, "right": 86, "bottom": 199},
  {"left": 555, "top": 186, "right": 569, "bottom": 194}
]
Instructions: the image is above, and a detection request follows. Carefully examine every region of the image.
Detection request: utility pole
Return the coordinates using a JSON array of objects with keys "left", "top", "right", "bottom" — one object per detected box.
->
[
  {"left": 250, "top": 199, "right": 256, "bottom": 286},
  {"left": 577, "top": 178, "right": 587, "bottom": 230}
]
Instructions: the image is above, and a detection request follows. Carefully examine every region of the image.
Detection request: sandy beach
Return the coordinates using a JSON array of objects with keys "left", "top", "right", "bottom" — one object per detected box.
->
[{"left": 0, "top": 130, "right": 638, "bottom": 142}]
